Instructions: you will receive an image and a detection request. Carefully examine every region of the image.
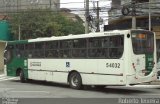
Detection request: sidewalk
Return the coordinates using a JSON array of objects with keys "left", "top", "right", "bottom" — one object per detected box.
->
[
  {"left": 149, "top": 79, "right": 160, "bottom": 85},
  {"left": 140, "top": 79, "right": 160, "bottom": 85},
  {"left": 0, "top": 70, "right": 4, "bottom": 75}
]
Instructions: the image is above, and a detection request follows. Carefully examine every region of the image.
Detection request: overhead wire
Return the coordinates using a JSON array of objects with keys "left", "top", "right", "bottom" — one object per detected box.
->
[{"left": 0, "top": 1, "right": 160, "bottom": 23}]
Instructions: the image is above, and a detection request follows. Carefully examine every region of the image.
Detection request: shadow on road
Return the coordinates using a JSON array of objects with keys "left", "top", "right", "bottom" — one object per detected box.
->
[
  {"left": 11, "top": 79, "right": 151, "bottom": 95},
  {"left": 91, "top": 87, "right": 150, "bottom": 95},
  {"left": 12, "top": 79, "right": 70, "bottom": 88}
]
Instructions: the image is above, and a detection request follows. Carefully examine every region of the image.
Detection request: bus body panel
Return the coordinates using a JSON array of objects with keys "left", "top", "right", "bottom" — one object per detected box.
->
[
  {"left": 4, "top": 29, "right": 157, "bottom": 88},
  {"left": 28, "top": 59, "right": 125, "bottom": 85},
  {"left": 122, "top": 30, "right": 133, "bottom": 85},
  {"left": 126, "top": 72, "right": 157, "bottom": 84},
  {"left": 28, "top": 59, "right": 98, "bottom": 84},
  {"left": 131, "top": 55, "right": 145, "bottom": 76},
  {"left": 125, "top": 30, "right": 157, "bottom": 85}
]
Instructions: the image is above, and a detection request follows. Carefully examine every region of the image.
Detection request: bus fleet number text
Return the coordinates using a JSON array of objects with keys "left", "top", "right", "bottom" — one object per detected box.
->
[{"left": 106, "top": 63, "right": 120, "bottom": 68}]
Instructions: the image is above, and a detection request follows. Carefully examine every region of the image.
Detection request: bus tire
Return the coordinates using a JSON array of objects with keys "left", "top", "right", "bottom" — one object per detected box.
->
[
  {"left": 20, "top": 70, "right": 26, "bottom": 83},
  {"left": 69, "top": 72, "right": 82, "bottom": 90}
]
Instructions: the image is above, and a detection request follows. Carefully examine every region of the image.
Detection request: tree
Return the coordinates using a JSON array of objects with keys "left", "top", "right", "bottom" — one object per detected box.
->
[{"left": 9, "top": 9, "right": 85, "bottom": 40}]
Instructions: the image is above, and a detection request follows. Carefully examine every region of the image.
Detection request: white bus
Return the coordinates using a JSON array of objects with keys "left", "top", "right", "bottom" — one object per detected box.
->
[{"left": 4, "top": 29, "right": 157, "bottom": 89}]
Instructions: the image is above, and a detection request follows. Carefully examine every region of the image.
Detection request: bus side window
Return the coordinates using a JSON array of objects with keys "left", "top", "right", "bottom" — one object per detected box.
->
[
  {"left": 59, "top": 40, "right": 71, "bottom": 58},
  {"left": 26, "top": 43, "right": 34, "bottom": 58},
  {"left": 34, "top": 42, "right": 45, "bottom": 58},
  {"left": 5, "top": 44, "right": 14, "bottom": 50},
  {"left": 4, "top": 45, "right": 14, "bottom": 64},
  {"left": 16, "top": 44, "right": 24, "bottom": 58},
  {"left": 45, "top": 50, "right": 53, "bottom": 58},
  {"left": 72, "top": 39, "right": 87, "bottom": 58},
  {"left": 88, "top": 38, "right": 101, "bottom": 48},
  {"left": 102, "top": 38, "right": 109, "bottom": 47},
  {"left": 109, "top": 36, "right": 124, "bottom": 59},
  {"left": 88, "top": 37, "right": 103, "bottom": 58}
]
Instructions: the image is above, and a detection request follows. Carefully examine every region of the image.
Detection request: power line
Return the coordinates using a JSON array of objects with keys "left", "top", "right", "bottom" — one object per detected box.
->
[{"left": 1, "top": 1, "right": 160, "bottom": 22}]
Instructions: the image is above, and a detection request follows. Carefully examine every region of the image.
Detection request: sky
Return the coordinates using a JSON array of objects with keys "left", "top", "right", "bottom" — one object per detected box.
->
[
  {"left": 60, "top": 0, "right": 111, "bottom": 25},
  {"left": 60, "top": 0, "right": 84, "bottom": 8},
  {"left": 60, "top": 0, "right": 111, "bottom": 8}
]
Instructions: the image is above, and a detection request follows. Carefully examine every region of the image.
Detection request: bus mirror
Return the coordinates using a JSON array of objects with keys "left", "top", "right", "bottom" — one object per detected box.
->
[{"left": 127, "top": 34, "right": 130, "bottom": 38}]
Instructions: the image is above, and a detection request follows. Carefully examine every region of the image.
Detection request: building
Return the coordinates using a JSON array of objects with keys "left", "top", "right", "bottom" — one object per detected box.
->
[
  {"left": 107, "top": 0, "right": 160, "bottom": 32},
  {"left": 0, "top": 0, "right": 60, "bottom": 13},
  {"left": 0, "top": 21, "right": 12, "bottom": 71},
  {"left": 107, "top": 0, "right": 160, "bottom": 35},
  {"left": 0, "top": 0, "right": 60, "bottom": 72},
  {"left": 107, "top": 0, "right": 160, "bottom": 59}
]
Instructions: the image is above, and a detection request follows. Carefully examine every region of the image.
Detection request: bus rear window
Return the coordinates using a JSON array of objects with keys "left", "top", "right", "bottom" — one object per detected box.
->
[{"left": 132, "top": 30, "right": 154, "bottom": 54}]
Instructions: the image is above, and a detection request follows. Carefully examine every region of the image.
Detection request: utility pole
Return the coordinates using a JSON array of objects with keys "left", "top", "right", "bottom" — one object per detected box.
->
[
  {"left": 96, "top": 1, "right": 100, "bottom": 32},
  {"left": 50, "top": 0, "right": 52, "bottom": 9},
  {"left": 149, "top": 0, "right": 151, "bottom": 31},
  {"left": 132, "top": 1, "right": 136, "bottom": 29},
  {"left": 18, "top": 25, "right": 21, "bottom": 40},
  {"left": 17, "top": 0, "right": 21, "bottom": 40},
  {"left": 132, "top": 17, "right": 136, "bottom": 29},
  {"left": 85, "top": 0, "right": 89, "bottom": 33},
  {"left": 17, "top": 0, "right": 19, "bottom": 12}
]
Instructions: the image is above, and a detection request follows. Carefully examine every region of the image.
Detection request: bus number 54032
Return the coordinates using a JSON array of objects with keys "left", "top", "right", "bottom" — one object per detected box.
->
[{"left": 106, "top": 63, "right": 120, "bottom": 68}]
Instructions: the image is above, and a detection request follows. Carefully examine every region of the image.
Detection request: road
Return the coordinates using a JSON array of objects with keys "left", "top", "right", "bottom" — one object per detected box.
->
[{"left": 0, "top": 75, "right": 160, "bottom": 104}]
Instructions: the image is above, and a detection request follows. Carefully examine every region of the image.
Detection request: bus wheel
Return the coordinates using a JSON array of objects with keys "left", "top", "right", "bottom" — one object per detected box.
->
[
  {"left": 20, "top": 70, "right": 26, "bottom": 83},
  {"left": 69, "top": 72, "right": 82, "bottom": 90}
]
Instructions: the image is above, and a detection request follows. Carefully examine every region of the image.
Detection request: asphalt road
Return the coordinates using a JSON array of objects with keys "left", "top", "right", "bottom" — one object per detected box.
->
[{"left": 0, "top": 75, "right": 160, "bottom": 104}]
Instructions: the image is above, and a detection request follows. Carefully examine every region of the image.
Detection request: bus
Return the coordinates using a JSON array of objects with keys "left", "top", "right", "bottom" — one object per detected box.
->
[{"left": 4, "top": 29, "right": 157, "bottom": 89}]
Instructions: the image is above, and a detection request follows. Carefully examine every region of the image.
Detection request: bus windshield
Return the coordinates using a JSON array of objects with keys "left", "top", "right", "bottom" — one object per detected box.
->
[{"left": 132, "top": 30, "right": 154, "bottom": 54}]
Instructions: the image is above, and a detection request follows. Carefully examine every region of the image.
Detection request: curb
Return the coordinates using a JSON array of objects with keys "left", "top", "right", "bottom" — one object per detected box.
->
[
  {"left": 140, "top": 80, "right": 160, "bottom": 85},
  {"left": 0, "top": 72, "right": 4, "bottom": 75},
  {"left": 0, "top": 74, "right": 5, "bottom": 77}
]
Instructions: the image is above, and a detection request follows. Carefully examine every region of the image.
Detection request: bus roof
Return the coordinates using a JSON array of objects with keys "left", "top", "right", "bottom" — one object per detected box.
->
[
  {"left": 7, "top": 29, "right": 153, "bottom": 43},
  {"left": 7, "top": 40, "right": 28, "bottom": 44},
  {"left": 28, "top": 30, "right": 130, "bottom": 43}
]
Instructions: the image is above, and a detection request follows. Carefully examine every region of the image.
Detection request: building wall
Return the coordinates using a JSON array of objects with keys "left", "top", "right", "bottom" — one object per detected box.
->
[
  {"left": 0, "top": 42, "right": 5, "bottom": 71},
  {"left": 108, "top": 0, "right": 160, "bottom": 37},
  {"left": 0, "top": 0, "right": 60, "bottom": 13},
  {"left": 107, "top": 0, "right": 160, "bottom": 59}
]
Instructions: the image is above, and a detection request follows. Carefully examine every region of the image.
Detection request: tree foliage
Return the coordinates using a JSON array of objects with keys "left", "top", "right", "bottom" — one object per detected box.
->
[{"left": 9, "top": 9, "right": 85, "bottom": 40}]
